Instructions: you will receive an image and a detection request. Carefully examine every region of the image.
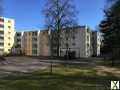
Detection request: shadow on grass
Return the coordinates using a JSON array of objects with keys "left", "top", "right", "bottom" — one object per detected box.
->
[
  {"left": 0, "top": 64, "right": 119, "bottom": 90},
  {"left": 0, "top": 72, "right": 116, "bottom": 90}
]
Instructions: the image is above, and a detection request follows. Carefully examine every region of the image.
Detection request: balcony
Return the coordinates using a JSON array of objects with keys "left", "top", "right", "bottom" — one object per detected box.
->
[
  {"left": 0, "top": 31, "right": 4, "bottom": 34},
  {"left": 0, "top": 28, "right": 4, "bottom": 31},
  {"left": 0, "top": 43, "right": 4, "bottom": 47},
  {"left": 0, "top": 25, "right": 4, "bottom": 28},
  {"left": 0, "top": 22, "right": 4, "bottom": 25},
  {"left": 0, "top": 19, "right": 4, "bottom": 25},
  {"left": 0, "top": 34, "right": 4, "bottom": 37}
]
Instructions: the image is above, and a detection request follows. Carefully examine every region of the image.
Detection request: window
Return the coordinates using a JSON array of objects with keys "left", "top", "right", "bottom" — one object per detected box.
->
[
  {"left": 0, "top": 31, "right": 4, "bottom": 34},
  {"left": 17, "top": 33, "right": 21, "bottom": 36},
  {"left": 87, "top": 43, "right": 89, "bottom": 48},
  {"left": 32, "top": 32, "right": 37, "bottom": 36},
  {"left": 87, "top": 36, "right": 89, "bottom": 41},
  {"left": 8, "top": 37, "right": 10, "bottom": 40},
  {"left": 8, "top": 26, "right": 11, "bottom": 29},
  {"left": 8, "top": 43, "right": 10, "bottom": 46},
  {"left": 17, "top": 39, "right": 21, "bottom": 42},
  {"left": 32, "top": 38, "right": 37, "bottom": 41},
  {"left": 8, "top": 20, "right": 11, "bottom": 23},
  {"left": 0, "top": 25, "right": 4, "bottom": 28},
  {"left": 72, "top": 43, "right": 76, "bottom": 46},
  {"left": 32, "top": 44, "right": 37, "bottom": 48},
  {"left": 66, "top": 37, "right": 68, "bottom": 40},
  {"left": 0, "top": 43, "right": 4, "bottom": 46},
  {"left": 72, "top": 36, "right": 75, "bottom": 40},
  {"left": 0, "top": 37, "right": 4, "bottom": 39},
  {"left": 0, "top": 18, "right": 4, "bottom": 22},
  {"left": 32, "top": 50, "right": 37, "bottom": 55},
  {"left": 87, "top": 29, "right": 89, "bottom": 33},
  {"left": 66, "top": 43, "right": 68, "bottom": 47},
  {"left": 15, "top": 44, "right": 21, "bottom": 48}
]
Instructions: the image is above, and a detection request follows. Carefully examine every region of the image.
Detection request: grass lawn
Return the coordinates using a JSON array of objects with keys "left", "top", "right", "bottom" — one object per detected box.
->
[{"left": 0, "top": 63, "right": 119, "bottom": 90}]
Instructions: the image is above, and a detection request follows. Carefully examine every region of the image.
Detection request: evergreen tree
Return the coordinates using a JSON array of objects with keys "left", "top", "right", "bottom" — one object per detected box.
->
[{"left": 99, "top": 0, "right": 120, "bottom": 65}]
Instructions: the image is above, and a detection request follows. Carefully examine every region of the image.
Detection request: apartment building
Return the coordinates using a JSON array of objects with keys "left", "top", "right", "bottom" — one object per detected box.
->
[
  {"left": 59, "top": 26, "right": 92, "bottom": 58},
  {"left": 0, "top": 17, "right": 14, "bottom": 55},
  {"left": 39, "top": 30, "right": 51, "bottom": 56},
  {"left": 14, "top": 26, "right": 101, "bottom": 58},
  {"left": 92, "top": 31, "right": 101, "bottom": 56},
  {"left": 14, "top": 30, "right": 51, "bottom": 56},
  {"left": 13, "top": 32, "right": 24, "bottom": 54}
]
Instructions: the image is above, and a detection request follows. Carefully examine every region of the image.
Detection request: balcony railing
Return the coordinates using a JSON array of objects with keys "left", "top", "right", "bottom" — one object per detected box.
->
[{"left": 0, "top": 25, "right": 4, "bottom": 28}]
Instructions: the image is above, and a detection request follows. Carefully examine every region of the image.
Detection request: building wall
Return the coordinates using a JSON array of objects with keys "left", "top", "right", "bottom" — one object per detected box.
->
[
  {"left": 14, "top": 30, "right": 51, "bottom": 56},
  {"left": 39, "top": 30, "right": 51, "bottom": 56},
  {"left": 13, "top": 32, "right": 22, "bottom": 54},
  {"left": 31, "top": 31, "right": 39, "bottom": 56},
  {"left": 14, "top": 26, "right": 100, "bottom": 58},
  {"left": 23, "top": 32, "right": 32, "bottom": 56},
  {"left": 0, "top": 17, "right": 14, "bottom": 55},
  {"left": 60, "top": 26, "right": 92, "bottom": 58},
  {"left": 92, "top": 31, "right": 101, "bottom": 56},
  {"left": 0, "top": 18, "right": 4, "bottom": 55}
]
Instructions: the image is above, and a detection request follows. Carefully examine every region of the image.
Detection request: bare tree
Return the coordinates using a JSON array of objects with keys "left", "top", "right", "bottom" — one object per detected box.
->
[{"left": 43, "top": 0, "right": 78, "bottom": 57}]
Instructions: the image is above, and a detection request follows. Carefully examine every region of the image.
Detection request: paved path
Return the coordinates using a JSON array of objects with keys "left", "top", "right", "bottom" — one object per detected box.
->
[
  {"left": 0, "top": 57, "right": 49, "bottom": 78},
  {"left": 37, "top": 57, "right": 104, "bottom": 65},
  {"left": 0, "top": 56, "right": 104, "bottom": 78}
]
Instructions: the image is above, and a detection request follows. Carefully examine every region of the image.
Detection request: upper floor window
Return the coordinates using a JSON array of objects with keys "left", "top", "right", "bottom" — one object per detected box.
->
[
  {"left": 72, "top": 36, "right": 75, "bottom": 40},
  {"left": 0, "top": 37, "right": 4, "bottom": 40},
  {"left": 87, "top": 36, "right": 89, "bottom": 41},
  {"left": 32, "top": 32, "right": 37, "bottom": 36},
  {"left": 32, "top": 44, "right": 37, "bottom": 48},
  {"left": 8, "top": 20, "right": 11, "bottom": 23},
  {"left": 87, "top": 43, "right": 90, "bottom": 48},
  {"left": 0, "top": 25, "right": 4, "bottom": 28},
  {"left": 0, "top": 31, "right": 4, "bottom": 34},
  {"left": 72, "top": 43, "right": 76, "bottom": 46},
  {"left": 17, "top": 39, "right": 21, "bottom": 42},
  {"left": 17, "top": 33, "right": 21, "bottom": 36},
  {"left": 32, "top": 50, "right": 37, "bottom": 55},
  {"left": 8, "top": 26, "right": 11, "bottom": 30},
  {"left": 66, "top": 37, "right": 68, "bottom": 40},
  {"left": 0, "top": 18, "right": 4, "bottom": 22},
  {"left": 8, "top": 37, "right": 10, "bottom": 40},
  {"left": 32, "top": 38, "right": 37, "bottom": 41},
  {"left": 8, "top": 43, "right": 11, "bottom": 46},
  {"left": 87, "top": 29, "right": 89, "bottom": 33},
  {"left": 8, "top": 49, "right": 11, "bottom": 51},
  {"left": 0, "top": 43, "right": 4, "bottom": 46}
]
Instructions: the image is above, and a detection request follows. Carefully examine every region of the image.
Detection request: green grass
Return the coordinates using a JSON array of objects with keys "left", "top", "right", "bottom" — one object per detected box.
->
[{"left": 0, "top": 64, "right": 119, "bottom": 90}]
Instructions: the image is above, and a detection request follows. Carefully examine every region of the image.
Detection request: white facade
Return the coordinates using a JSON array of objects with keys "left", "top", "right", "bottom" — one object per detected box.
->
[
  {"left": 14, "top": 26, "right": 101, "bottom": 58},
  {"left": 0, "top": 17, "right": 15, "bottom": 55},
  {"left": 60, "top": 26, "right": 92, "bottom": 58},
  {"left": 92, "top": 31, "right": 101, "bottom": 56}
]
